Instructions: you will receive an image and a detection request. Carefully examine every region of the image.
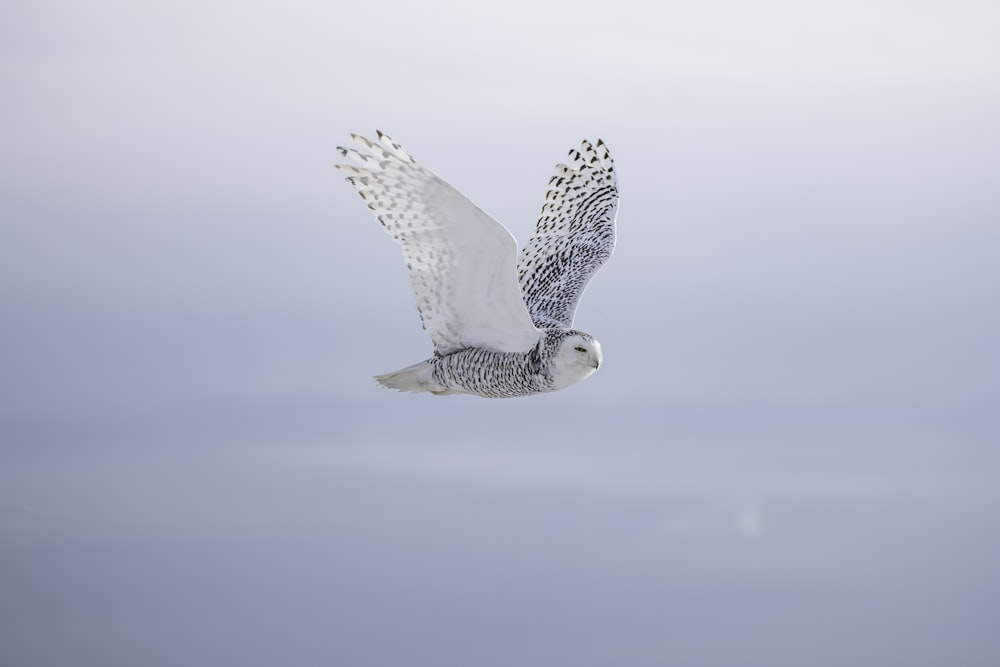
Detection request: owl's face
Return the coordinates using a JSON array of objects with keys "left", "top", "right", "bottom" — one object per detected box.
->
[{"left": 549, "top": 333, "right": 603, "bottom": 389}]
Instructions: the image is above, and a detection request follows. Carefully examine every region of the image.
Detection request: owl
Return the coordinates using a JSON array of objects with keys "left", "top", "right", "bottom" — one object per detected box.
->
[{"left": 336, "top": 131, "right": 618, "bottom": 398}]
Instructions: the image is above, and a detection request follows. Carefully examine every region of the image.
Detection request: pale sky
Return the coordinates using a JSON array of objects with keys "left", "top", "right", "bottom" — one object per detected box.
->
[{"left": 2, "top": 1, "right": 999, "bottom": 665}]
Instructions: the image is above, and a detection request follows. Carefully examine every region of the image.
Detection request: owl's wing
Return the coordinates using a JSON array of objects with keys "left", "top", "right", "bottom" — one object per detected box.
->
[
  {"left": 518, "top": 139, "right": 618, "bottom": 329},
  {"left": 336, "top": 132, "right": 540, "bottom": 355}
]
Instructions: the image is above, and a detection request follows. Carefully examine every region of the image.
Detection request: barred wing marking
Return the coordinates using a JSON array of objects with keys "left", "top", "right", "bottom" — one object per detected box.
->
[{"left": 518, "top": 139, "right": 618, "bottom": 329}]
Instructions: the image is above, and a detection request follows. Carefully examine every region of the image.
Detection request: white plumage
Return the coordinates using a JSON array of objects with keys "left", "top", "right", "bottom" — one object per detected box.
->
[{"left": 336, "top": 131, "right": 618, "bottom": 398}]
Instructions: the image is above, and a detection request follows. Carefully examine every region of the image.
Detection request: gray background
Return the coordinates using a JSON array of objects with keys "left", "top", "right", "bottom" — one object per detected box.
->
[{"left": 3, "top": 1, "right": 999, "bottom": 665}]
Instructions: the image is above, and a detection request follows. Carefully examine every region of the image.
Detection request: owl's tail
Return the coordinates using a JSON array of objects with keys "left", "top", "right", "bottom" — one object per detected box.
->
[{"left": 374, "top": 359, "right": 454, "bottom": 395}]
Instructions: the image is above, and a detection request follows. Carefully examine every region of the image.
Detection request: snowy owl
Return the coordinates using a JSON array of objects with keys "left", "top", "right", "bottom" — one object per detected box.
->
[{"left": 335, "top": 131, "right": 618, "bottom": 398}]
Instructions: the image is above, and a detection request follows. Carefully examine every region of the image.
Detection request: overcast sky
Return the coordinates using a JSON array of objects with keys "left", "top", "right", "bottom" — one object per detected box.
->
[{"left": 2, "top": 1, "right": 999, "bottom": 665}]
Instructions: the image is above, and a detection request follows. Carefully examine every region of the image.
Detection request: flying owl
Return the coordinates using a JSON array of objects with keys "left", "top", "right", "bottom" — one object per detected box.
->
[{"left": 335, "top": 131, "right": 618, "bottom": 398}]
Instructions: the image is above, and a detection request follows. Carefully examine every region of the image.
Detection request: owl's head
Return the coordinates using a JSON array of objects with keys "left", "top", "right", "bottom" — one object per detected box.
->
[{"left": 548, "top": 330, "right": 603, "bottom": 389}]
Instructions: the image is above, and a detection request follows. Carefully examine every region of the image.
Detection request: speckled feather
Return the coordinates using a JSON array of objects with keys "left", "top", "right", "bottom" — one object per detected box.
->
[
  {"left": 336, "top": 131, "right": 539, "bottom": 356},
  {"left": 335, "top": 132, "right": 617, "bottom": 397},
  {"left": 518, "top": 139, "right": 618, "bottom": 328}
]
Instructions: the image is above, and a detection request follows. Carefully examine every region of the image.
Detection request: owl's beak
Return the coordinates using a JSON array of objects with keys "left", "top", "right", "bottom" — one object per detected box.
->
[{"left": 590, "top": 344, "right": 603, "bottom": 370}]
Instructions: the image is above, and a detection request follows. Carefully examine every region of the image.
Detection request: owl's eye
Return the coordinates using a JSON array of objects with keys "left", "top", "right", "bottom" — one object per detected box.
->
[{"left": 574, "top": 346, "right": 587, "bottom": 353}]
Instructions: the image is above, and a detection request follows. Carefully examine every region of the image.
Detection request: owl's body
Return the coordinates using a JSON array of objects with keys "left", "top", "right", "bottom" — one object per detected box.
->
[
  {"left": 376, "top": 329, "right": 602, "bottom": 398},
  {"left": 335, "top": 132, "right": 618, "bottom": 398}
]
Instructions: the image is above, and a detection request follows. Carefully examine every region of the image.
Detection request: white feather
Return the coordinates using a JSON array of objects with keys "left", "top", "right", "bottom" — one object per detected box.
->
[{"left": 336, "top": 132, "right": 540, "bottom": 355}]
